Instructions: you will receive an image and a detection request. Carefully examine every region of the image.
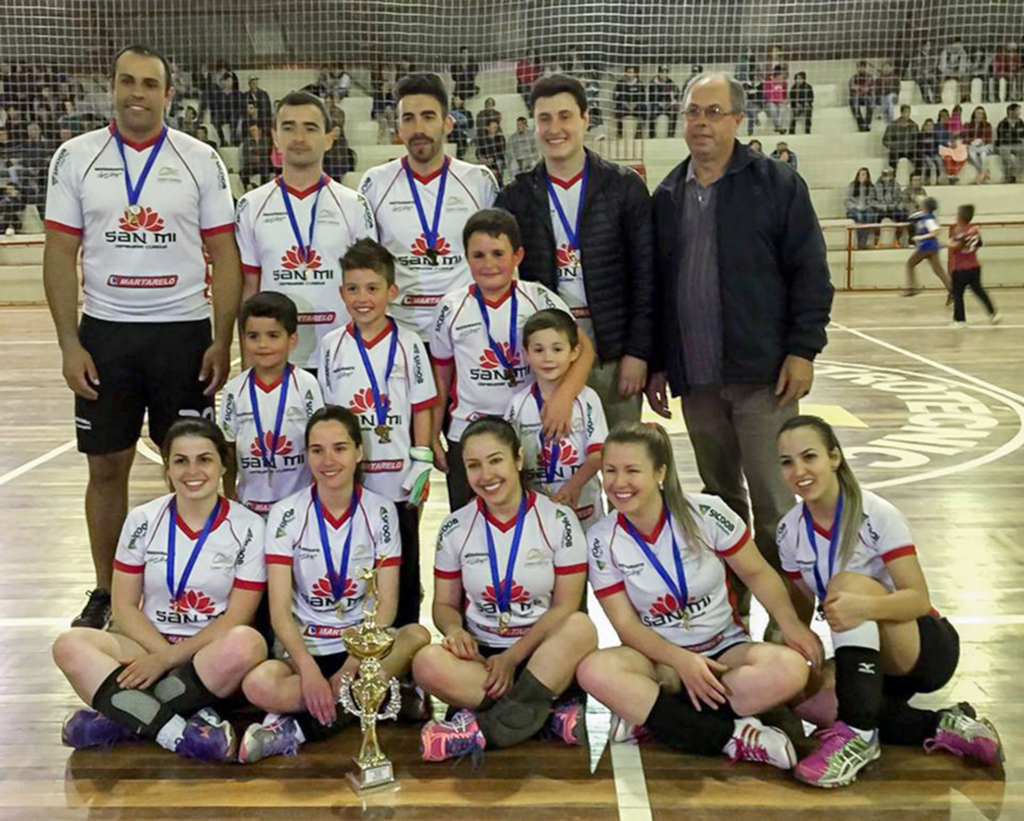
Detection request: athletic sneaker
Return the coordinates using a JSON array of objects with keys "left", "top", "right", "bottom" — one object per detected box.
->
[
  {"left": 609, "top": 714, "right": 651, "bottom": 744},
  {"left": 723, "top": 717, "right": 797, "bottom": 770},
  {"left": 924, "top": 703, "right": 1004, "bottom": 766},
  {"left": 398, "top": 682, "right": 432, "bottom": 723},
  {"left": 950, "top": 320, "right": 966, "bottom": 328},
  {"left": 901, "top": 287, "right": 922, "bottom": 297},
  {"left": 420, "top": 709, "right": 486, "bottom": 762},
  {"left": 544, "top": 698, "right": 584, "bottom": 745},
  {"left": 990, "top": 313, "right": 1002, "bottom": 325},
  {"left": 71, "top": 589, "right": 111, "bottom": 629},
  {"left": 238, "top": 716, "right": 303, "bottom": 764},
  {"left": 176, "top": 708, "right": 237, "bottom": 762},
  {"left": 61, "top": 709, "right": 136, "bottom": 749},
  {"left": 795, "top": 721, "right": 881, "bottom": 788}
]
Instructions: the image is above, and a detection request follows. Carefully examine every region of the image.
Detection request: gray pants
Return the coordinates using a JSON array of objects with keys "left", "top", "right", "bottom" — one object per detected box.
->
[
  {"left": 998, "top": 145, "right": 1022, "bottom": 182},
  {"left": 681, "top": 384, "right": 797, "bottom": 573},
  {"left": 587, "top": 358, "right": 642, "bottom": 432}
]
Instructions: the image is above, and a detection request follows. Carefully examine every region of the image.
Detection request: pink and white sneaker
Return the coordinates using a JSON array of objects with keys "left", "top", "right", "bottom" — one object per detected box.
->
[
  {"left": 609, "top": 714, "right": 651, "bottom": 745},
  {"left": 545, "top": 699, "right": 584, "bottom": 745},
  {"left": 924, "top": 703, "right": 1004, "bottom": 766},
  {"left": 420, "top": 709, "right": 486, "bottom": 762},
  {"left": 723, "top": 716, "right": 798, "bottom": 770},
  {"left": 794, "top": 720, "right": 880, "bottom": 788}
]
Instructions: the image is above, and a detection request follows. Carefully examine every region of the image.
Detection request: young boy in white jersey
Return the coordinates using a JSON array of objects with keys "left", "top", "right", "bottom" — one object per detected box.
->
[
  {"left": 506, "top": 309, "right": 607, "bottom": 530},
  {"left": 430, "top": 207, "right": 596, "bottom": 511},
  {"left": 317, "top": 238, "right": 437, "bottom": 626},
  {"left": 220, "top": 292, "right": 324, "bottom": 515}
]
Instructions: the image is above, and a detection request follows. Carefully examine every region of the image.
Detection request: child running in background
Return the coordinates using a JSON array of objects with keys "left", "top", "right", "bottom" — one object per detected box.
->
[
  {"left": 904, "top": 197, "right": 952, "bottom": 299},
  {"left": 949, "top": 205, "right": 1000, "bottom": 327}
]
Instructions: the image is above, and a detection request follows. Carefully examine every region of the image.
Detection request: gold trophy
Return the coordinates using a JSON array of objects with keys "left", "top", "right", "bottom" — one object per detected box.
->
[{"left": 336, "top": 566, "right": 401, "bottom": 793}]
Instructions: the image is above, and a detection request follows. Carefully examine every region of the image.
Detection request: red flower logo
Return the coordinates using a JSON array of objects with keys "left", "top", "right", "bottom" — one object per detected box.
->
[
  {"left": 249, "top": 432, "right": 293, "bottom": 457},
  {"left": 542, "top": 439, "right": 578, "bottom": 467},
  {"left": 281, "top": 246, "right": 322, "bottom": 270},
  {"left": 348, "top": 388, "right": 388, "bottom": 415},
  {"left": 411, "top": 233, "right": 451, "bottom": 258},
  {"left": 482, "top": 582, "right": 531, "bottom": 604},
  {"left": 119, "top": 206, "right": 164, "bottom": 233},
  {"left": 171, "top": 589, "right": 216, "bottom": 615},
  {"left": 478, "top": 343, "right": 521, "bottom": 370},
  {"left": 650, "top": 593, "right": 682, "bottom": 617},
  {"left": 555, "top": 243, "right": 579, "bottom": 270},
  {"left": 312, "top": 575, "right": 358, "bottom": 600}
]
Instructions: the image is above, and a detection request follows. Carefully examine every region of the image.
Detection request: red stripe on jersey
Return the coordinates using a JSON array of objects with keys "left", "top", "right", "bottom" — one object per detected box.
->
[
  {"left": 881, "top": 544, "right": 916, "bottom": 563},
  {"left": 241, "top": 263, "right": 262, "bottom": 274},
  {"left": 44, "top": 219, "right": 83, "bottom": 236},
  {"left": 313, "top": 484, "right": 362, "bottom": 528},
  {"left": 176, "top": 497, "right": 230, "bottom": 540},
  {"left": 401, "top": 155, "right": 446, "bottom": 185},
  {"left": 470, "top": 282, "right": 515, "bottom": 309},
  {"left": 347, "top": 320, "right": 394, "bottom": 348},
  {"left": 549, "top": 170, "right": 585, "bottom": 189},
  {"left": 586, "top": 443, "right": 603, "bottom": 455},
  {"left": 233, "top": 578, "right": 267, "bottom": 591},
  {"left": 555, "top": 562, "right": 587, "bottom": 575},
  {"left": 434, "top": 568, "right": 461, "bottom": 579},
  {"left": 719, "top": 528, "right": 751, "bottom": 557},
  {"left": 108, "top": 123, "right": 162, "bottom": 151},
  {"left": 200, "top": 223, "right": 234, "bottom": 237},
  {"left": 617, "top": 508, "right": 667, "bottom": 543},
  {"left": 430, "top": 355, "right": 455, "bottom": 366},
  {"left": 723, "top": 570, "right": 745, "bottom": 630},
  {"left": 479, "top": 490, "right": 537, "bottom": 533},
  {"left": 595, "top": 581, "right": 626, "bottom": 599},
  {"left": 784, "top": 569, "right": 803, "bottom": 580},
  {"left": 254, "top": 372, "right": 284, "bottom": 392},
  {"left": 266, "top": 554, "right": 293, "bottom": 565},
  {"left": 376, "top": 556, "right": 402, "bottom": 568},
  {"left": 113, "top": 559, "right": 144, "bottom": 574},
  {"left": 412, "top": 396, "right": 439, "bottom": 412}
]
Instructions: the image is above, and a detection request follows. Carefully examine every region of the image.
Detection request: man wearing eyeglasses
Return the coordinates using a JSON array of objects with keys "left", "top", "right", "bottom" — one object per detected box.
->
[{"left": 647, "top": 72, "right": 833, "bottom": 611}]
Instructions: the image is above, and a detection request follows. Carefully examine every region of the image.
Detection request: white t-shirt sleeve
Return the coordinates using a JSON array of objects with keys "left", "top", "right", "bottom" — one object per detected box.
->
[
  {"left": 553, "top": 504, "right": 588, "bottom": 574},
  {"left": 374, "top": 499, "right": 403, "bottom": 567},
  {"left": 923, "top": 217, "right": 940, "bottom": 235},
  {"left": 357, "top": 171, "right": 379, "bottom": 227},
  {"left": 407, "top": 331, "right": 439, "bottom": 412},
  {"left": 218, "top": 377, "right": 240, "bottom": 444},
  {"left": 479, "top": 167, "right": 500, "bottom": 208},
  {"left": 305, "top": 373, "right": 325, "bottom": 418},
  {"left": 429, "top": 298, "right": 455, "bottom": 361},
  {"left": 197, "top": 147, "right": 235, "bottom": 234},
  {"left": 433, "top": 514, "right": 463, "bottom": 580},
  {"left": 871, "top": 498, "right": 917, "bottom": 564},
  {"left": 350, "top": 191, "right": 377, "bottom": 240},
  {"left": 589, "top": 525, "right": 626, "bottom": 599},
  {"left": 535, "top": 283, "right": 571, "bottom": 314},
  {"left": 776, "top": 511, "right": 802, "bottom": 578},
  {"left": 583, "top": 390, "right": 608, "bottom": 456},
  {"left": 44, "top": 142, "right": 83, "bottom": 233},
  {"left": 234, "top": 195, "right": 260, "bottom": 272},
  {"left": 113, "top": 505, "right": 150, "bottom": 573},
  {"left": 233, "top": 513, "right": 268, "bottom": 588},
  {"left": 695, "top": 494, "right": 751, "bottom": 557},
  {"left": 265, "top": 499, "right": 297, "bottom": 566}
]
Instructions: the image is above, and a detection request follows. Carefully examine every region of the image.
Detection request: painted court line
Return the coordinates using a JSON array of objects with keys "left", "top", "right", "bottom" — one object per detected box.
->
[{"left": 0, "top": 439, "right": 76, "bottom": 487}]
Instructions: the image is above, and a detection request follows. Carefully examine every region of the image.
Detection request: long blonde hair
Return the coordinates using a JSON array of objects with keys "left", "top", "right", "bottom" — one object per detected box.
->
[
  {"left": 605, "top": 421, "right": 707, "bottom": 553},
  {"left": 778, "top": 415, "right": 864, "bottom": 570}
]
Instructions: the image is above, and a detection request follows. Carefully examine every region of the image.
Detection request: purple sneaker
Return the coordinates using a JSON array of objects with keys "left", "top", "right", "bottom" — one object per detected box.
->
[
  {"left": 176, "top": 708, "right": 237, "bottom": 763},
  {"left": 61, "top": 709, "right": 136, "bottom": 749},
  {"left": 238, "top": 716, "right": 303, "bottom": 764},
  {"left": 544, "top": 698, "right": 584, "bottom": 745},
  {"left": 924, "top": 703, "right": 1004, "bottom": 766}
]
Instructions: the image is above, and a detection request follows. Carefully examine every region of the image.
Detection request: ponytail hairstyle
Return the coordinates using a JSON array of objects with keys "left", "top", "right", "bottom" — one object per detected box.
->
[
  {"left": 777, "top": 415, "right": 864, "bottom": 571},
  {"left": 605, "top": 421, "right": 708, "bottom": 554},
  {"left": 461, "top": 415, "right": 529, "bottom": 492}
]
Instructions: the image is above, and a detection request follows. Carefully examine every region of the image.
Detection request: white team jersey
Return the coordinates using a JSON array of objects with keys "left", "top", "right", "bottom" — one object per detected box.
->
[
  {"left": 317, "top": 319, "right": 437, "bottom": 501},
  {"left": 506, "top": 383, "right": 607, "bottom": 529},
  {"left": 777, "top": 490, "right": 917, "bottom": 597},
  {"left": 548, "top": 172, "right": 594, "bottom": 343},
  {"left": 45, "top": 124, "right": 235, "bottom": 322},
  {"left": 588, "top": 494, "right": 751, "bottom": 656},
  {"left": 359, "top": 156, "right": 499, "bottom": 337},
  {"left": 434, "top": 491, "right": 587, "bottom": 649},
  {"left": 430, "top": 281, "right": 570, "bottom": 442},
  {"left": 219, "top": 366, "right": 324, "bottom": 515},
  {"left": 265, "top": 485, "right": 402, "bottom": 655},
  {"left": 235, "top": 176, "right": 377, "bottom": 367},
  {"left": 113, "top": 494, "right": 267, "bottom": 640}
]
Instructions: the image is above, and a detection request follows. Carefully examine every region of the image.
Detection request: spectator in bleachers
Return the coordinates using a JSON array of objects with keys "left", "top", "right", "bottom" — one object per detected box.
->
[
  {"left": 770, "top": 140, "right": 797, "bottom": 170},
  {"left": 395, "top": 57, "right": 415, "bottom": 80},
  {"left": 475, "top": 118, "right": 507, "bottom": 185},
  {"left": 584, "top": 71, "right": 603, "bottom": 129},
  {"left": 964, "top": 106, "right": 993, "bottom": 184},
  {"left": 58, "top": 99, "right": 87, "bottom": 136},
  {"left": 613, "top": 66, "right": 646, "bottom": 139},
  {"left": 910, "top": 41, "right": 941, "bottom": 104},
  {"left": 872, "top": 167, "right": 910, "bottom": 246},
  {"left": 323, "top": 122, "right": 356, "bottom": 179},
  {"left": 451, "top": 47, "right": 480, "bottom": 101},
  {"left": 19, "top": 120, "right": 50, "bottom": 208},
  {"left": 179, "top": 105, "right": 199, "bottom": 137},
  {"left": 194, "top": 124, "right": 218, "bottom": 149},
  {"left": 239, "top": 122, "right": 272, "bottom": 190},
  {"left": 734, "top": 48, "right": 761, "bottom": 136},
  {"left": 748, "top": 138, "right": 763, "bottom": 154},
  {"left": 0, "top": 127, "right": 15, "bottom": 168},
  {"left": 245, "top": 76, "right": 273, "bottom": 133},
  {"left": 210, "top": 71, "right": 242, "bottom": 146},
  {"left": 370, "top": 67, "right": 396, "bottom": 142},
  {"left": 762, "top": 65, "right": 788, "bottom": 133},
  {"left": 970, "top": 44, "right": 996, "bottom": 103},
  {"left": 171, "top": 60, "right": 203, "bottom": 102},
  {"left": 940, "top": 39, "right": 971, "bottom": 103},
  {"left": 875, "top": 62, "right": 900, "bottom": 123},
  {"left": 994, "top": 42, "right": 1021, "bottom": 102},
  {"left": 1, "top": 181, "right": 22, "bottom": 235},
  {"left": 916, "top": 118, "right": 942, "bottom": 184},
  {"left": 904, "top": 171, "right": 927, "bottom": 211},
  {"left": 996, "top": 103, "right": 1023, "bottom": 183},
  {"left": 883, "top": 104, "right": 918, "bottom": 173},
  {"left": 326, "top": 67, "right": 351, "bottom": 100},
  {"left": 4, "top": 105, "right": 25, "bottom": 142},
  {"left": 507, "top": 115, "right": 537, "bottom": 174},
  {"left": 788, "top": 70, "right": 813, "bottom": 134},
  {"left": 848, "top": 61, "right": 875, "bottom": 132},
  {"left": 939, "top": 134, "right": 969, "bottom": 184},
  {"left": 516, "top": 49, "right": 542, "bottom": 105},
  {"left": 476, "top": 96, "right": 502, "bottom": 144},
  {"left": 647, "top": 66, "right": 680, "bottom": 138},
  {"left": 845, "top": 167, "right": 877, "bottom": 249},
  {"left": 448, "top": 94, "right": 473, "bottom": 159},
  {"left": 936, "top": 108, "right": 952, "bottom": 140},
  {"left": 324, "top": 94, "right": 345, "bottom": 134}
]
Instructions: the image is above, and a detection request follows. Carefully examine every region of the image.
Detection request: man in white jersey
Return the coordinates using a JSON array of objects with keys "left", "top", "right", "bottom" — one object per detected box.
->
[
  {"left": 43, "top": 45, "right": 242, "bottom": 629},
  {"left": 359, "top": 73, "right": 499, "bottom": 341},
  {"left": 236, "top": 91, "right": 376, "bottom": 372}
]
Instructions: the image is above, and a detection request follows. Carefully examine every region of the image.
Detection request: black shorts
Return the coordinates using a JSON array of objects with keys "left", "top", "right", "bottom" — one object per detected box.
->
[
  {"left": 883, "top": 612, "right": 960, "bottom": 700},
  {"left": 75, "top": 316, "right": 213, "bottom": 454},
  {"left": 310, "top": 650, "right": 350, "bottom": 680}
]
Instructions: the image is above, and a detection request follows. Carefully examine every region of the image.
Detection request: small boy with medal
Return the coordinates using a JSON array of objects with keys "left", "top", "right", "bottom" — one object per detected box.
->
[
  {"left": 317, "top": 238, "right": 438, "bottom": 627},
  {"left": 429, "top": 208, "right": 595, "bottom": 512},
  {"left": 221, "top": 292, "right": 324, "bottom": 516}
]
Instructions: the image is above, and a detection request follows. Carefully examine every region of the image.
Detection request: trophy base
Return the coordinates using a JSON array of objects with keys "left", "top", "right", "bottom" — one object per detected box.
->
[{"left": 346, "top": 758, "right": 397, "bottom": 794}]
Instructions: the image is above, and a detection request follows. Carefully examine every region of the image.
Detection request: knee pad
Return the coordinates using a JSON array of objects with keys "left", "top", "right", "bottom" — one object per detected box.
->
[{"left": 152, "top": 661, "right": 215, "bottom": 713}]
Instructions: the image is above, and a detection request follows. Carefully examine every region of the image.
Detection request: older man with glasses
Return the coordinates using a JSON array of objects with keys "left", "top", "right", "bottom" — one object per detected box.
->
[{"left": 646, "top": 72, "right": 833, "bottom": 619}]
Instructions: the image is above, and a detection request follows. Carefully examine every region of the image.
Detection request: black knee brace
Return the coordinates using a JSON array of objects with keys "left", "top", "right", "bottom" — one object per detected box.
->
[
  {"left": 152, "top": 661, "right": 216, "bottom": 714},
  {"left": 92, "top": 666, "right": 178, "bottom": 739}
]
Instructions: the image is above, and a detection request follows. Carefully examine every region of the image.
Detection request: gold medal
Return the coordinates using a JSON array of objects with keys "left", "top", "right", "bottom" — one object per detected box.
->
[
  {"left": 375, "top": 424, "right": 392, "bottom": 444},
  {"left": 498, "top": 611, "right": 512, "bottom": 635}
]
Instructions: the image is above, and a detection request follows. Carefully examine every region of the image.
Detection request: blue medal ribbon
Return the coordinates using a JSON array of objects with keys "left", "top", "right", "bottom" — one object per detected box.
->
[
  {"left": 248, "top": 365, "right": 292, "bottom": 470},
  {"left": 531, "top": 384, "right": 560, "bottom": 484},
  {"left": 354, "top": 320, "right": 399, "bottom": 431},
  {"left": 623, "top": 506, "right": 690, "bottom": 619},
  {"left": 484, "top": 492, "right": 528, "bottom": 623},
  {"left": 546, "top": 158, "right": 589, "bottom": 258},
  {"left": 113, "top": 125, "right": 168, "bottom": 211},
  {"left": 313, "top": 486, "right": 359, "bottom": 602},
  {"left": 404, "top": 157, "right": 450, "bottom": 261},
  {"left": 277, "top": 174, "right": 326, "bottom": 265},
  {"left": 166, "top": 497, "right": 222, "bottom": 604},
  {"left": 473, "top": 282, "right": 519, "bottom": 381},
  {"left": 802, "top": 492, "right": 844, "bottom": 603}
]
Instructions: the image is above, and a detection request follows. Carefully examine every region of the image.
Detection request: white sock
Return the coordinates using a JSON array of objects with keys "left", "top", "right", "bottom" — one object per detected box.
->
[
  {"left": 155, "top": 715, "right": 188, "bottom": 752},
  {"left": 847, "top": 725, "right": 877, "bottom": 743},
  {"left": 262, "top": 712, "right": 282, "bottom": 726},
  {"left": 293, "top": 722, "right": 306, "bottom": 744}
]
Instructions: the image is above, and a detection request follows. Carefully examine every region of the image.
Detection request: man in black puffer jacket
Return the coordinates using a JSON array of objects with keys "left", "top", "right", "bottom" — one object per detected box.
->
[{"left": 497, "top": 74, "right": 655, "bottom": 428}]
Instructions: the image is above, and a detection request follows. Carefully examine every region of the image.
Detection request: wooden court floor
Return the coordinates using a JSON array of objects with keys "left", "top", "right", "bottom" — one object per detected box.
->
[{"left": 0, "top": 289, "right": 1021, "bottom": 820}]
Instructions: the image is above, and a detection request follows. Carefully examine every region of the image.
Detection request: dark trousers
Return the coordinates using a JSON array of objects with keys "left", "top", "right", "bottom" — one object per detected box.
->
[
  {"left": 444, "top": 438, "right": 474, "bottom": 513},
  {"left": 789, "top": 108, "right": 812, "bottom": 134},
  {"left": 951, "top": 267, "right": 996, "bottom": 322},
  {"left": 394, "top": 502, "right": 423, "bottom": 627},
  {"left": 849, "top": 97, "right": 873, "bottom": 131}
]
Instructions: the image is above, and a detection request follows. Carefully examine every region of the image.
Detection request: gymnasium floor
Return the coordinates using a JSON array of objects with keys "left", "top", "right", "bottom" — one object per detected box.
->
[{"left": 0, "top": 288, "right": 1020, "bottom": 820}]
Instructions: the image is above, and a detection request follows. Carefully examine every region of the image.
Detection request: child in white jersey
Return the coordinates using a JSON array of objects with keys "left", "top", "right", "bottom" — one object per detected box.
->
[
  {"left": 53, "top": 419, "right": 268, "bottom": 763},
  {"left": 237, "top": 407, "right": 430, "bottom": 763},
  {"left": 430, "top": 207, "right": 595, "bottom": 512},
  {"left": 775, "top": 415, "right": 1002, "bottom": 788},
  {"left": 318, "top": 238, "right": 438, "bottom": 627},
  {"left": 577, "top": 421, "right": 820, "bottom": 768},
  {"left": 506, "top": 308, "right": 607, "bottom": 530},
  {"left": 220, "top": 292, "right": 324, "bottom": 515}
]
